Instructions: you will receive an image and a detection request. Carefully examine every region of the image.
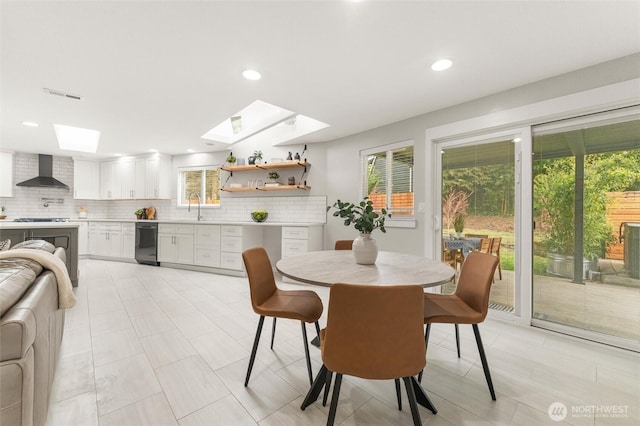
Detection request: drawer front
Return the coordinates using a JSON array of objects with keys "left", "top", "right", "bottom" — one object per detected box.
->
[
  {"left": 99, "top": 223, "right": 122, "bottom": 232},
  {"left": 282, "top": 227, "right": 308, "bottom": 240},
  {"left": 222, "top": 225, "right": 243, "bottom": 237},
  {"left": 221, "top": 236, "right": 242, "bottom": 253},
  {"left": 282, "top": 238, "right": 308, "bottom": 257},
  {"left": 220, "top": 252, "right": 242, "bottom": 270},
  {"left": 195, "top": 225, "right": 220, "bottom": 246},
  {"left": 195, "top": 248, "right": 220, "bottom": 267},
  {"left": 175, "top": 224, "right": 194, "bottom": 235},
  {"left": 158, "top": 223, "right": 176, "bottom": 234}
]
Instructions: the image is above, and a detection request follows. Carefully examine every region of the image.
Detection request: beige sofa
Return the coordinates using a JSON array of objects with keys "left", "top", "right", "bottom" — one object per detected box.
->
[{"left": 0, "top": 241, "right": 67, "bottom": 426}]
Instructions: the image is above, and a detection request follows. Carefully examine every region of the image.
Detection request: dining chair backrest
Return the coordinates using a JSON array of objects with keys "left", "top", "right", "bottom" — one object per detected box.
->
[
  {"left": 242, "top": 247, "right": 277, "bottom": 312},
  {"left": 490, "top": 237, "right": 502, "bottom": 255},
  {"left": 478, "top": 237, "right": 491, "bottom": 253},
  {"left": 455, "top": 252, "right": 499, "bottom": 321},
  {"left": 465, "top": 233, "right": 488, "bottom": 239},
  {"left": 334, "top": 240, "right": 354, "bottom": 250},
  {"left": 322, "top": 283, "right": 426, "bottom": 380}
]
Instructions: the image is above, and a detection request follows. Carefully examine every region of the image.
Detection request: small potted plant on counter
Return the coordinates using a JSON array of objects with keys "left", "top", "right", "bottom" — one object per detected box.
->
[
  {"left": 135, "top": 208, "right": 145, "bottom": 220},
  {"left": 0, "top": 206, "right": 6, "bottom": 220}
]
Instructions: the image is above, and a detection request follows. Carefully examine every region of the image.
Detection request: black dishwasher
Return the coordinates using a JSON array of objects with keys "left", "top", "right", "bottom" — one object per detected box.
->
[{"left": 135, "top": 222, "right": 159, "bottom": 266}]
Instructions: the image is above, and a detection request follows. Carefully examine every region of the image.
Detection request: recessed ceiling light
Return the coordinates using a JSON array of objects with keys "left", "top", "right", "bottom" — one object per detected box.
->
[
  {"left": 54, "top": 124, "right": 100, "bottom": 153},
  {"left": 431, "top": 59, "right": 452, "bottom": 71},
  {"left": 187, "top": 149, "right": 195, "bottom": 153},
  {"left": 242, "top": 69, "right": 261, "bottom": 81},
  {"left": 148, "top": 148, "right": 158, "bottom": 153},
  {"left": 22, "top": 121, "right": 39, "bottom": 127}
]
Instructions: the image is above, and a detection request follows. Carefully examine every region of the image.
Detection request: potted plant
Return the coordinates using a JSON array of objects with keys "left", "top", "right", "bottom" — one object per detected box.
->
[
  {"left": 453, "top": 213, "right": 465, "bottom": 238},
  {"left": 135, "top": 208, "right": 145, "bottom": 220},
  {"left": 253, "top": 150, "right": 263, "bottom": 165},
  {"left": 0, "top": 206, "right": 6, "bottom": 220},
  {"left": 268, "top": 171, "right": 279, "bottom": 181},
  {"left": 327, "top": 198, "right": 388, "bottom": 264},
  {"left": 226, "top": 152, "right": 237, "bottom": 166}
]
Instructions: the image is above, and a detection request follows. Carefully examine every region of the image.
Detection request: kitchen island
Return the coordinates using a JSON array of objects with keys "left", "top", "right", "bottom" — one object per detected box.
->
[{"left": 0, "top": 221, "right": 79, "bottom": 287}]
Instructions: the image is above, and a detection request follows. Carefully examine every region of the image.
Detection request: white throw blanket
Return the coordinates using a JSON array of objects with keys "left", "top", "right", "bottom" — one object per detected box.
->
[{"left": 0, "top": 249, "right": 77, "bottom": 309}]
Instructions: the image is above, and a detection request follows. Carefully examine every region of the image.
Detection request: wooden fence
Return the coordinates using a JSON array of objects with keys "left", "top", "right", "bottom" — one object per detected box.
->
[{"left": 606, "top": 191, "right": 640, "bottom": 260}]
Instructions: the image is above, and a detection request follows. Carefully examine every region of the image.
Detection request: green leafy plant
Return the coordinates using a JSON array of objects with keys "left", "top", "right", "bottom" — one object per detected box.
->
[
  {"left": 135, "top": 208, "right": 145, "bottom": 216},
  {"left": 327, "top": 198, "right": 388, "bottom": 234},
  {"left": 253, "top": 150, "right": 263, "bottom": 160},
  {"left": 226, "top": 152, "right": 237, "bottom": 163},
  {"left": 1, "top": 206, "right": 5, "bottom": 213},
  {"left": 268, "top": 171, "right": 279, "bottom": 180},
  {"left": 453, "top": 213, "right": 465, "bottom": 233}
]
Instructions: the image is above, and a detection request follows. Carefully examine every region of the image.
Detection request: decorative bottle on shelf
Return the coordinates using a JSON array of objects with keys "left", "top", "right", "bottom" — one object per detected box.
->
[{"left": 294, "top": 152, "right": 300, "bottom": 161}]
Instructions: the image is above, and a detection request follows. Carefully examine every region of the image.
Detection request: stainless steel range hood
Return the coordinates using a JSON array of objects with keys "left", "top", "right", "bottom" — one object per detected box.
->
[{"left": 16, "top": 154, "right": 69, "bottom": 189}]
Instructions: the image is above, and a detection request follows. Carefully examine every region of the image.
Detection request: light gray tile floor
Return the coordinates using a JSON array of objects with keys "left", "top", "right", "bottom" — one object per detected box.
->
[{"left": 45, "top": 259, "right": 640, "bottom": 425}]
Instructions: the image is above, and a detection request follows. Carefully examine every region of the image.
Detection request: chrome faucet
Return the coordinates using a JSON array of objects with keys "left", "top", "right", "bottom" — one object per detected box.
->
[{"left": 187, "top": 192, "right": 202, "bottom": 221}]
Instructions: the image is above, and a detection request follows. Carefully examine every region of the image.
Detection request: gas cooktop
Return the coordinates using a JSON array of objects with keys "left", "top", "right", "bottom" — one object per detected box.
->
[{"left": 13, "top": 218, "right": 69, "bottom": 222}]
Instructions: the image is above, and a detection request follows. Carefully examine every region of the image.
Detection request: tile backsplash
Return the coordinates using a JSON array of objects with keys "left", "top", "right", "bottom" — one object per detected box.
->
[{"left": 0, "top": 153, "right": 326, "bottom": 223}]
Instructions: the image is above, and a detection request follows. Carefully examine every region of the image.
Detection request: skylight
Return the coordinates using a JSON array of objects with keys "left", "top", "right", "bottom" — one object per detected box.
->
[
  {"left": 202, "top": 100, "right": 328, "bottom": 145},
  {"left": 54, "top": 124, "right": 100, "bottom": 153}
]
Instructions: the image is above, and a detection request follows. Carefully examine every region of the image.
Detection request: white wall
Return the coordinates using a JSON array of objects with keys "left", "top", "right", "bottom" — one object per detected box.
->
[{"left": 323, "top": 53, "right": 640, "bottom": 254}]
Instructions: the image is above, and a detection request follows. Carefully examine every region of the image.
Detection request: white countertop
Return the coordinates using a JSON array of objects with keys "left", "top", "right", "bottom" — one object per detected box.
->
[
  {"left": 68, "top": 219, "right": 325, "bottom": 227},
  {"left": 0, "top": 221, "right": 80, "bottom": 229}
]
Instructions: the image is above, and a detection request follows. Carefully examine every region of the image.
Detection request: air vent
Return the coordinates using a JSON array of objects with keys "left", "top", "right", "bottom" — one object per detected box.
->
[{"left": 43, "top": 88, "right": 83, "bottom": 101}]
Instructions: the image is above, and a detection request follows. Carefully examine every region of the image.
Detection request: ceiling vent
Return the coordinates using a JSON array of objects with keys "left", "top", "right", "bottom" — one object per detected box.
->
[{"left": 43, "top": 87, "right": 83, "bottom": 101}]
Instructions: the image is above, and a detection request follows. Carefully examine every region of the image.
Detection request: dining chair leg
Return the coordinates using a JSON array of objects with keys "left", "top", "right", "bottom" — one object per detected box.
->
[
  {"left": 245, "top": 315, "right": 265, "bottom": 386},
  {"left": 323, "top": 370, "right": 333, "bottom": 406},
  {"left": 497, "top": 260, "right": 502, "bottom": 280},
  {"left": 395, "top": 378, "right": 402, "bottom": 410},
  {"left": 301, "top": 321, "right": 313, "bottom": 385},
  {"left": 270, "top": 317, "right": 277, "bottom": 349},
  {"left": 454, "top": 324, "right": 461, "bottom": 358},
  {"left": 403, "top": 377, "right": 422, "bottom": 426},
  {"left": 418, "top": 323, "right": 431, "bottom": 383},
  {"left": 472, "top": 324, "right": 496, "bottom": 400},
  {"left": 301, "top": 365, "right": 329, "bottom": 410},
  {"left": 327, "top": 373, "right": 343, "bottom": 426}
]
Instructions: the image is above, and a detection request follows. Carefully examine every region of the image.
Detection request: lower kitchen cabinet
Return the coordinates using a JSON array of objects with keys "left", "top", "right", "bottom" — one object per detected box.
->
[
  {"left": 194, "top": 224, "right": 221, "bottom": 267},
  {"left": 88, "top": 222, "right": 123, "bottom": 257},
  {"left": 121, "top": 223, "right": 135, "bottom": 259},
  {"left": 158, "top": 224, "right": 194, "bottom": 264},
  {"left": 220, "top": 225, "right": 263, "bottom": 271},
  {"left": 281, "top": 225, "right": 323, "bottom": 282}
]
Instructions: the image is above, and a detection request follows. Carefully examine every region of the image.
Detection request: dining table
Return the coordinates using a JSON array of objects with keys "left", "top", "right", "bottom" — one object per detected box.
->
[
  {"left": 275, "top": 250, "right": 455, "bottom": 288},
  {"left": 277, "top": 249, "right": 448, "bottom": 416},
  {"left": 444, "top": 237, "right": 482, "bottom": 257}
]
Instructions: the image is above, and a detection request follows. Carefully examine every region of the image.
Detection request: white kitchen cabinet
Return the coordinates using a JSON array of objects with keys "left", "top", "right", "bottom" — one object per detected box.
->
[
  {"left": 158, "top": 223, "right": 194, "bottom": 264},
  {"left": 144, "top": 154, "right": 172, "bottom": 199},
  {"left": 281, "top": 225, "right": 323, "bottom": 282},
  {"left": 119, "top": 158, "right": 136, "bottom": 199},
  {"left": 100, "top": 161, "right": 122, "bottom": 199},
  {"left": 0, "top": 151, "right": 13, "bottom": 197},
  {"left": 88, "top": 222, "right": 123, "bottom": 257},
  {"left": 220, "top": 225, "right": 263, "bottom": 271},
  {"left": 121, "top": 223, "right": 136, "bottom": 259},
  {"left": 194, "top": 224, "right": 221, "bottom": 267},
  {"left": 73, "top": 159, "right": 100, "bottom": 199},
  {"left": 77, "top": 221, "right": 89, "bottom": 256}
]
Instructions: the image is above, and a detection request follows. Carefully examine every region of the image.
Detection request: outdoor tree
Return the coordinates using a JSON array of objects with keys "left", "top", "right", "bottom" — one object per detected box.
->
[{"left": 442, "top": 189, "right": 472, "bottom": 232}]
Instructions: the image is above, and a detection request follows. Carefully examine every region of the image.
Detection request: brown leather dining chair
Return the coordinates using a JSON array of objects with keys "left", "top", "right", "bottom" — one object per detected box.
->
[
  {"left": 419, "top": 251, "right": 499, "bottom": 400},
  {"left": 242, "top": 247, "right": 323, "bottom": 386},
  {"left": 489, "top": 236, "right": 502, "bottom": 281},
  {"left": 301, "top": 283, "right": 437, "bottom": 425},
  {"left": 334, "top": 240, "right": 353, "bottom": 250}
]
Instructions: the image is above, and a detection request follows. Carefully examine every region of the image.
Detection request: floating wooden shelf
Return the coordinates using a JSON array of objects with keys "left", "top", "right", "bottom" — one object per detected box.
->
[
  {"left": 222, "top": 184, "right": 311, "bottom": 192},
  {"left": 221, "top": 161, "right": 310, "bottom": 172}
]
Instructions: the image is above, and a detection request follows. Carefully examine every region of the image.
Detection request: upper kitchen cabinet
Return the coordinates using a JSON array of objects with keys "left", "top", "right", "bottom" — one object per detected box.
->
[
  {"left": 73, "top": 159, "right": 100, "bottom": 199},
  {"left": 0, "top": 151, "right": 14, "bottom": 197},
  {"left": 98, "top": 154, "right": 171, "bottom": 200},
  {"left": 221, "top": 161, "right": 311, "bottom": 192}
]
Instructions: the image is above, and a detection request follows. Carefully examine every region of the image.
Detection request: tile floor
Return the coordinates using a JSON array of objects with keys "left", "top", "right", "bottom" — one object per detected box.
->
[{"left": 45, "top": 259, "right": 640, "bottom": 425}]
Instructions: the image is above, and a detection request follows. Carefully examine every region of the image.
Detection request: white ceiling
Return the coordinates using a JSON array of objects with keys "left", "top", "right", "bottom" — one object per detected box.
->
[{"left": 1, "top": 0, "right": 639, "bottom": 159}]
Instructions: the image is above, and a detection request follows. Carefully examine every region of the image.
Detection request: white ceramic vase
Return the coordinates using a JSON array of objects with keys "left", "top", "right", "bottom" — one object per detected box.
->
[{"left": 352, "top": 233, "right": 378, "bottom": 265}]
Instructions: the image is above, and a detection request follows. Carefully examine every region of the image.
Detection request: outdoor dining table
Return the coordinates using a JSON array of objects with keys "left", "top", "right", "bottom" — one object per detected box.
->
[{"left": 444, "top": 237, "right": 482, "bottom": 257}]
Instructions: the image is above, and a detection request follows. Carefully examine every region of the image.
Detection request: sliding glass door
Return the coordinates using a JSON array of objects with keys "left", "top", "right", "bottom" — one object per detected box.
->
[
  {"left": 439, "top": 134, "right": 520, "bottom": 313},
  {"left": 532, "top": 108, "right": 640, "bottom": 348}
]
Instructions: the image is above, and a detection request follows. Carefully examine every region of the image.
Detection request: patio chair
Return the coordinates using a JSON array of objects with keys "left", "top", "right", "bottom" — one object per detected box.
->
[{"left": 489, "top": 236, "right": 502, "bottom": 280}]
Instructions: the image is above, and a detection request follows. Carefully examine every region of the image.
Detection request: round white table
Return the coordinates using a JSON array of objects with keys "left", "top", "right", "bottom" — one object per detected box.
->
[{"left": 276, "top": 250, "right": 455, "bottom": 287}]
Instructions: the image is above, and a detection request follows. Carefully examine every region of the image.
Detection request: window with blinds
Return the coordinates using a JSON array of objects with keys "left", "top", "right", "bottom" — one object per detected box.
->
[{"left": 363, "top": 142, "right": 414, "bottom": 217}]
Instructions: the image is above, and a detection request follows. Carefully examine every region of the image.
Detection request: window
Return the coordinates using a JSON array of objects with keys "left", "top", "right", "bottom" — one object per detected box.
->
[
  {"left": 362, "top": 141, "right": 415, "bottom": 223},
  {"left": 178, "top": 166, "right": 221, "bottom": 207}
]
